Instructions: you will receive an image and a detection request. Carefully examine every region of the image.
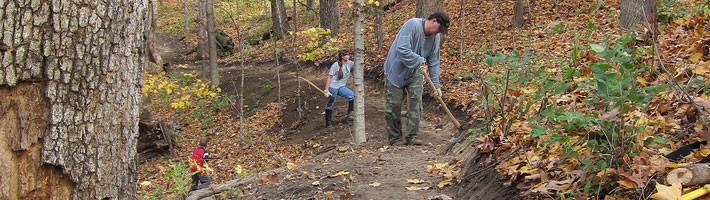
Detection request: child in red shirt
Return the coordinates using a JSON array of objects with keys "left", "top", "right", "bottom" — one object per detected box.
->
[{"left": 189, "top": 137, "right": 211, "bottom": 192}]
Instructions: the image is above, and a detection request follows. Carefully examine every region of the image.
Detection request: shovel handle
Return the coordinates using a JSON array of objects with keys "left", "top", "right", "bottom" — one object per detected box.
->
[{"left": 422, "top": 72, "right": 461, "bottom": 129}]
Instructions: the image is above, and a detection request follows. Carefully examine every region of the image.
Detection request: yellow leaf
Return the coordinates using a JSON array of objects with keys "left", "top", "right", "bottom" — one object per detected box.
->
[
  {"left": 302, "top": 171, "right": 309, "bottom": 175},
  {"left": 369, "top": 182, "right": 381, "bottom": 187},
  {"left": 235, "top": 165, "right": 243, "bottom": 174},
  {"left": 649, "top": 182, "right": 681, "bottom": 200},
  {"left": 331, "top": 171, "right": 350, "bottom": 177},
  {"left": 617, "top": 179, "right": 636, "bottom": 189},
  {"left": 360, "top": 2, "right": 365, "bottom": 6},
  {"left": 287, "top": 162, "right": 297, "bottom": 170},
  {"left": 437, "top": 181, "right": 452, "bottom": 188},
  {"left": 325, "top": 190, "right": 334, "bottom": 199},
  {"left": 374, "top": 1, "right": 379, "bottom": 6},
  {"left": 285, "top": 174, "right": 293, "bottom": 179},
  {"left": 361, "top": 149, "right": 369, "bottom": 154},
  {"left": 637, "top": 76, "right": 648, "bottom": 86},
  {"left": 691, "top": 52, "right": 704, "bottom": 63},
  {"left": 405, "top": 186, "right": 430, "bottom": 191},
  {"left": 407, "top": 179, "right": 425, "bottom": 184}
]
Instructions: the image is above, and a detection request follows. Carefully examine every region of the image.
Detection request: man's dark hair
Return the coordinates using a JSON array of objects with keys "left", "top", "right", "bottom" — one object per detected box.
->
[{"left": 427, "top": 11, "right": 450, "bottom": 34}]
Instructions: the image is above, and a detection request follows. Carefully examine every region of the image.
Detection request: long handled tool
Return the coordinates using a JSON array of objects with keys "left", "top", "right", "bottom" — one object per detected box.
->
[
  {"left": 422, "top": 71, "right": 461, "bottom": 129},
  {"left": 299, "top": 77, "right": 327, "bottom": 96}
]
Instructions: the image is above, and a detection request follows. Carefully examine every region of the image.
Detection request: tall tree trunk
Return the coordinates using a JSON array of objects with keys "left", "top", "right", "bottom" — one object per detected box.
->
[
  {"left": 620, "top": 0, "right": 658, "bottom": 33},
  {"left": 235, "top": 0, "right": 246, "bottom": 137},
  {"left": 206, "top": 0, "right": 219, "bottom": 86},
  {"left": 513, "top": 0, "right": 525, "bottom": 28},
  {"left": 271, "top": 0, "right": 290, "bottom": 40},
  {"left": 184, "top": 0, "right": 190, "bottom": 40},
  {"left": 353, "top": 0, "right": 367, "bottom": 145},
  {"left": 319, "top": 0, "right": 340, "bottom": 35},
  {"left": 198, "top": 0, "right": 208, "bottom": 59},
  {"left": 415, "top": 0, "right": 442, "bottom": 18},
  {"left": 375, "top": 3, "right": 384, "bottom": 50},
  {"left": 293, "top": 0, "right": 303, "bottom": 121},
  {"left": 1, "top": 0, "right": 145, "bottom": 199}
]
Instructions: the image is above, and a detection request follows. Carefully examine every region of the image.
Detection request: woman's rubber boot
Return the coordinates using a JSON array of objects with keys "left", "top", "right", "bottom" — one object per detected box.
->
[
  {"left": 347, "top": 101, "right": 354, "bottom": 119},
  {"left": 325, "top": 110, "right": 333, "bottom": 128}
]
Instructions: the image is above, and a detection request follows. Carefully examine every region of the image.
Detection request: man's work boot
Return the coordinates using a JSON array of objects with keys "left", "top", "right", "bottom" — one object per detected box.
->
[
  {"left": 407, "top": 138, "right": 423, "bottom": 146},
  {"left": 325, "top": 110, "right": 333, "bottom": 128},
  {"left": 389, "top": 139, "right": 406, "bottom": 146}
]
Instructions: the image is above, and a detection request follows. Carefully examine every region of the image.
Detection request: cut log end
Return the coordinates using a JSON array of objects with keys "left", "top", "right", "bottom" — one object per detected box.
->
[{"left": 667, "top": 168, "right": 693, "bottom": 185}]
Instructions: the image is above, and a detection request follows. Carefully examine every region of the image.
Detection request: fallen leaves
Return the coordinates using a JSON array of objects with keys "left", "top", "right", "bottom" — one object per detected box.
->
[{"left": 650, "top": 182, "right": 682, "bottom": 200}]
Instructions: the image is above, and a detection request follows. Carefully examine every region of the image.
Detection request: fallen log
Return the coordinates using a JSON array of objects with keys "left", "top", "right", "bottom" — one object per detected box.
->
[
  {"left": 187, "top": 168, "right": 287, "bottom": 200},
  {"left": 667, "top": 163, "right": 710, "bottom": 186},
  {"left": 137, "top": 108, "right": 176, "bottom": 162}
]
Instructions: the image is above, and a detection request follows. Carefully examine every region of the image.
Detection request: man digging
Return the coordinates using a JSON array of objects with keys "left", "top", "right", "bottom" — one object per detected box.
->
[{"left": 383, "top": 11, "right": 450, "bottom": 146}]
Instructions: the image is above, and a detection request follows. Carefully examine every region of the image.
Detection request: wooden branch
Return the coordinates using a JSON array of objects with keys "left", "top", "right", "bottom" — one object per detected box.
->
[
  {"left": 422, "top": 70, "right": 462, "bottom": 129},
  {"left": 187, "top": 168, "right": 287, "bottom": 200},
  {"left": 667, "top": 163, "right": 710, "bottom": 186}
]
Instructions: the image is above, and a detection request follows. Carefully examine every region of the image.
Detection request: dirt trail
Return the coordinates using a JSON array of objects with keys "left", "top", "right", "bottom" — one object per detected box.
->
[{"left": 155, "top": 34, "right": 517, "bottom": 200}]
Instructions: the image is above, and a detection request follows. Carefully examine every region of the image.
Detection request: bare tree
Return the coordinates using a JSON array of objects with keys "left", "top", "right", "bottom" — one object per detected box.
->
[
  {"left": 320, "top": 0, "right": 340, "bottom": 35},
  {"left": 620, "top": 0, "right": 658, "bottom": 34},
  {"left": 307, "top": 0, "right": 314, "bottom": 9},
  {"left": 353, "top": 0, "right": 367, "bottom": 145},
  {"left": 0, "top": 0, "right": 145, "bottom": 199},
  {"left": 513, "top": 0, "right": 524, "bottom": 28},
  {"left": 271, "top": 0, "right": 291, "bottom": 39}
]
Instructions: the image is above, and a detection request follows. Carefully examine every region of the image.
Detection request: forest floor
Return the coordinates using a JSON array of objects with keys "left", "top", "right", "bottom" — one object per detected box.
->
[{"left": 138, "top": 32, "right": 519, "bottom": 200}]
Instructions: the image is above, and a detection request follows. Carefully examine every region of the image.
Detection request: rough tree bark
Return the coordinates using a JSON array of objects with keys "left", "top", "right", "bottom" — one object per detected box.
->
[
  {"left": 271, "top": 0, "right": 290, "bottom": 40},
  {"left": 206, "top": 0, "right": 219, "bottom": 86},
  {"left": 620, "top": 0, "right": 658, "bottom": 33},
  {"left": 307, "top": 0, "right": 314, "bottom": 10},
  {"left": 319, "top": 0, "right": 340, "bottom": 36},
  {"left": 353, "top": 0, "right": 367, "bottom": 145},
  {"left": 294, "top": 0, "right": 303, "bottom": 122},
  {"left": 198, "top": 0, "right": 208, "bottom": 59},
  {"left": 183, "top": 0, "right": 190, "bottom": 40},
  {"left": 415, "top": 0, "right": 442, "bottom": 18},
  {"left": 0, "top": 0, "right": 145, "bottom": 199},
  {"left": 513, "top": 0, "right": 525, "bottom": 28}
]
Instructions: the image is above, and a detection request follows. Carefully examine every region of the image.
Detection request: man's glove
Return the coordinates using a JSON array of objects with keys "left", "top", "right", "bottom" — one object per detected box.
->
[
  {"left": 432, "top": 87, "right": 443, "bottom": 99},
  {"left": 324, "top": 89, "right": 332, "bottom": 97},
  {"left": 418, "top": 62, "right": 427, "bottom": 74}
]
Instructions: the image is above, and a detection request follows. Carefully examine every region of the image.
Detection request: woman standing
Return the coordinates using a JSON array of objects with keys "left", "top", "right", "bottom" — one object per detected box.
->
[{"left": 324, "top": 50, "right": 354, "bottom": 127}]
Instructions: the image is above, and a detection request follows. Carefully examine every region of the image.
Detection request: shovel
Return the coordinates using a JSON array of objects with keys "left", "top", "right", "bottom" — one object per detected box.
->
[{"left": 421, "top": 71, "right": 461, "bottom": 129}]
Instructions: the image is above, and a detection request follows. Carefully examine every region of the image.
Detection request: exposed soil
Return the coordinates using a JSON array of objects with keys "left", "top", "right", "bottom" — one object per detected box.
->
[{"left": 152, "top": 33, "right": 519, "bottom": 200}]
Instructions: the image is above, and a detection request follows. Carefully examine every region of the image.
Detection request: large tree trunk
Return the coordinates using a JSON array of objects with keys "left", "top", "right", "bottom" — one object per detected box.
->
[
  {"left": 415, "top": 0, "right": 442, "bottom": 18},
  {"left": 620, "top": 0, "right": 657, "bottom": 33},
  {"left": 513, "top": 0, "right": 525, "bottom": 28},
  {"left": 271, "top": 0, "right": 290, "bottom": 40},
  {"left": 353, "top": 0, "right": 367, "bottom": 145},
  {"left": 206, "top": 0, "right": 219, "bottom": 86},
  {"left": 198, "top": 0, "right": 208, "bottom": 60},
  {"left": 319, "top": 0, "right": 340, "bottom": 36},
  {"left": 0, "top": 0, "right": 145, "bottom": 199}
]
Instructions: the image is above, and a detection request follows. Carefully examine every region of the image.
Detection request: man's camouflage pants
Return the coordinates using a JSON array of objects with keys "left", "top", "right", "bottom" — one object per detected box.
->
[{"left": 384, "top": 76, "right": 423, "bottom": 145}]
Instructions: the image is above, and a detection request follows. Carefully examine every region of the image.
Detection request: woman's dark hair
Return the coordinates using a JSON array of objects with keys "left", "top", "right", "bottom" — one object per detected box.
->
[{"left": 337, "top": 50, "right": 349, "bottom": 80}]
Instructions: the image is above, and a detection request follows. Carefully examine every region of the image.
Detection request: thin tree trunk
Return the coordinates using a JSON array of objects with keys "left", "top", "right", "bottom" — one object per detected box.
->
[
  {"left": 415, "top": 0, "right": 442, "bottom": 18},
  {"left": 460, "top": 0, "right": 464, "bottom": 69},
  {"left": 198, "top": 0, "right": 207, "bottom": 59},
  {"left": 0, "top": 0, "right": 145, "bottom": 199},
  {"left": 206, "top": 0, "right": 219, "bottom": 86},
  {"left": 513, "top": 0, "right": 524, "bottom": 29},
  {"left": 375, "top": 3, "right": 383, "bottom": 50},
  {"left": 353, "top": 0, "right": 367, "bottom": 145},
  {"left": 184, "top": 0, "right": 190, "bottom": 40},
  {"left": 236, "top": 0, "right": 246, "bottom": 137},
  {"left": 293, "top": 0, "right": 302, "bottom": 121}
]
